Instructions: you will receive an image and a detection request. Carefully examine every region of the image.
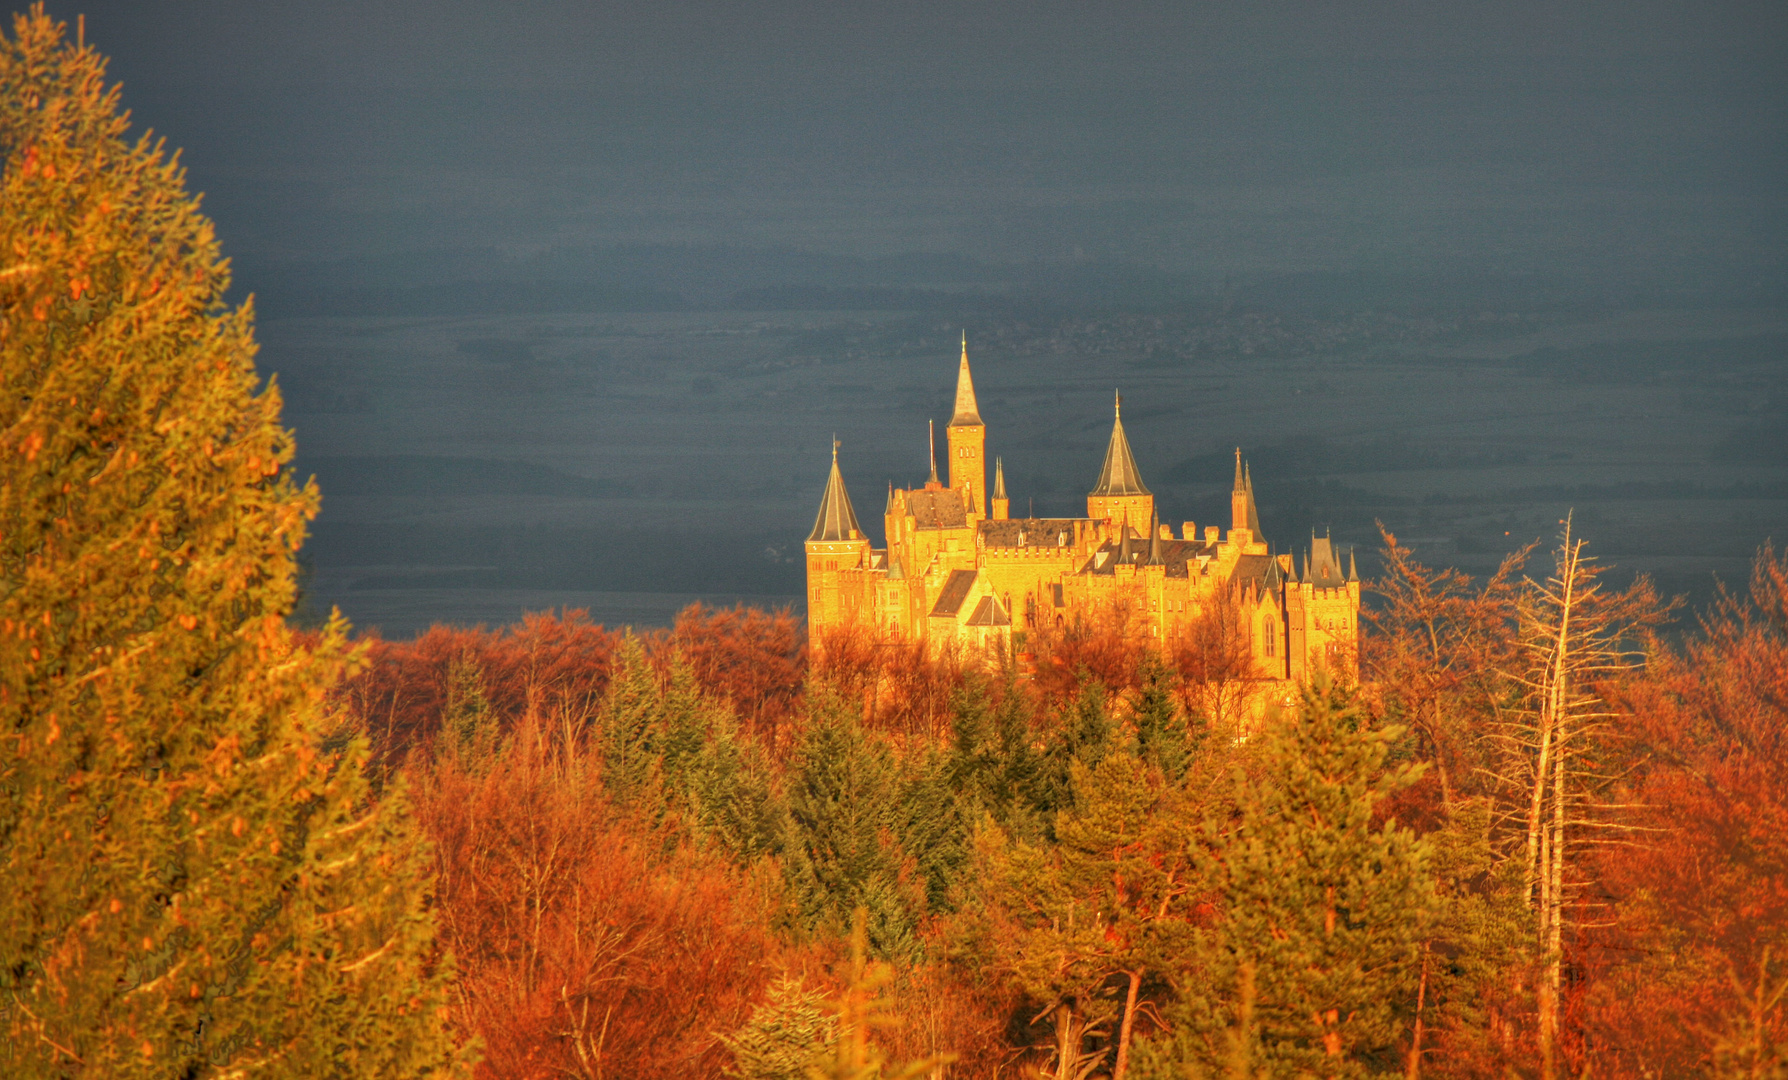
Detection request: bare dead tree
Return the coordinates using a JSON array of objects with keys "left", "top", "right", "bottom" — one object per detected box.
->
[{"left": 1497, "top": 514, "right": 1672, "bottom": 1079}]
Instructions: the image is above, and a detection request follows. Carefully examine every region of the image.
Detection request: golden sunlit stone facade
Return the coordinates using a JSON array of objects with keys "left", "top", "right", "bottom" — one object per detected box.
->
[{"left": 805, "top": 339, "right": 1361, "bottom": 687}]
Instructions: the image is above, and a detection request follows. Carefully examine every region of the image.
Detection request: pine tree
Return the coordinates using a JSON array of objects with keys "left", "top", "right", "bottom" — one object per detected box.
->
[
  {"left": 968, "top": 749, "right": 1199, "bottom": 1080},
  {"left": 435, "top": 651, "right": 501, "bottom": 769},
  {"left": 1133, "top": 654, "right": 1193, "bottom": 783},
  {"left": 810, "top": 908, "right": 956, "bottom": 1080},
  {"left": 720, "top": 976, "right": 837, "bottom": 1080},
  {"left": 1150, "top": 674, "right": 1435, "bottom": 1078},
  {"left": 783, "top": 696, "right": 925, "bottom": 958},
  {"left": 596, "top": 633, "right": 664, "bottom": 804},
  {"left": 946, "top": 674, "right": 1049, "bottom": 841},
  {"left": 0, "top": 10, "right": 464, "bottom": 1077}
]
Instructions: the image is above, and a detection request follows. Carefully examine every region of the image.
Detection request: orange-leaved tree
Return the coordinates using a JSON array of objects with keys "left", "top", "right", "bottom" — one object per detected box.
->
[{"left": 0, "top": 10, "right": 463, "bottom": 1076}]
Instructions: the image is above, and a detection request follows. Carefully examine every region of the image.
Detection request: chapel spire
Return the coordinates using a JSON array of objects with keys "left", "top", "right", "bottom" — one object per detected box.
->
[
  {"left": 944, "top": 333, "right": 987, "bottom": 516},
  {"left": 927, "top": 419, "right": 939, "bottom": 487},
  {"left": 1231, "top": 448, "right": 1256, "bottom": 536},
  {"left": 949, "top": 331, "right": 982, "bottom": 428}
]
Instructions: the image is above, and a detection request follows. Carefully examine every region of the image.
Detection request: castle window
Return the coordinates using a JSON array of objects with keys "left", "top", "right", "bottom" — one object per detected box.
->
[{"left": 1265, "top": 620, "right": 1276, "bottom": 656}]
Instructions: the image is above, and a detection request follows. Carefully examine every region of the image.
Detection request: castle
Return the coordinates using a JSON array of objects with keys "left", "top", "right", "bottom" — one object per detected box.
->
[{"left": 805, "top": 337, "right": 1360, "bottom": 687}]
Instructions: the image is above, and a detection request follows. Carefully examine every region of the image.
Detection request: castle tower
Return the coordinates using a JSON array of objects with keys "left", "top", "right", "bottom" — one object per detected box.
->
[
  {"left": 945, "top": 333, "right": 987, "bottom": 518},
  {"left": 1087, "top": 391, "right": 1153, "bottom": 528},
  {"left": 805, "top": 441, "right": 870, "bottom": 635},
  {"left": 991, "top": 457, "right": 1010, "bottom": 520}
]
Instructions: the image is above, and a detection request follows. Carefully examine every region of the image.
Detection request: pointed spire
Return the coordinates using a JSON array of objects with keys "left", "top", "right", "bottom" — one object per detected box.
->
[
  {"left": 927, "top": 419, "right": 939, "bottom": 485},
  {"left": 1147, "top": 511, "right": 1164, "bottom": 565},
  {"left": 1348, "top": 548, "right": 1359, "bottom": 582},
  {"left": 993, "top": 457, "right": 1007, "bottom": 500},
  {"left": 948, "top": 331, "right": 982, "bottom": 427},
  {"left": 808, "top": 446, "right": 863, "bottom": 542},
  {"left": 1090, "top": 392, "right": 1150, "bottom": 496},
  {"left": 1233, "top": 447, "right": 1245, "bottom": 493},
  {"left": 884, "top": 481, "right": 894, "bottom": 515},
  {"left": 1118, "top": 511, "right": 1133, "bottom": 564}
]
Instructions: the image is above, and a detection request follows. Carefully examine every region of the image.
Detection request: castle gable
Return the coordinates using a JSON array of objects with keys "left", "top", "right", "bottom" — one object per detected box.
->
[{"left": 966, "top": 594, "right": 1012, "bottom": 627}]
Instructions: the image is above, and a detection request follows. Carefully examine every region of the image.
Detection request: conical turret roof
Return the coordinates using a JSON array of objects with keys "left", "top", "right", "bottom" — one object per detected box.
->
[
  {"left": 1090, "top": 392, "right": 1150, "bottom": 497},
  {"left": 993, "top": 457, "right": 1007, "bottom": 500},
  {"left": 949, "top": 332, "right": 983, "bottom": 427},
  {"left": 808, "top": 444, "right": 863, "bottom": 542}
]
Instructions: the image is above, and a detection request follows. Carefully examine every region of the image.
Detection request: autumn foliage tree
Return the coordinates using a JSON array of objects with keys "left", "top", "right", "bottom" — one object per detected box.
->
[
  {"left": 1586, "top": 547, "right": 1788, "bottom": 1076},
  {"left": 415, "top": 713, "right": 783, "bottom": 1079},
  {"left": 0, "top": 10, "right": 462, "bottom": 1076}
]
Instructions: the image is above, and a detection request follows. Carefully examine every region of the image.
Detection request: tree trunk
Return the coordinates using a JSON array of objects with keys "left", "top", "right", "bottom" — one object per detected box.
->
[
  {"left": 1054, "top": 1001, "right": 1077, "bottom": 1080},
  {"left": 1406, "top": 944, "right": 1429, "bottom": 1080},
  {"left": 1534, "top": 525, "right": 1578, "bottom": 1080},
  {"left": 1113, "top": 969, "right": 1143, "bottom": 1080}
]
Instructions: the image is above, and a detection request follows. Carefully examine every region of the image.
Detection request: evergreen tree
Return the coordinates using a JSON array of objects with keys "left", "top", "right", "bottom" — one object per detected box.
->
[
  {"left": 720, "top": 976, "right": 837, "bottom": 1080},
  {"left": 686, "top": 709, "right": 787, "bottom": 860},
  {"left": 946, "top": 674, "right": 1049, "bottom": 841},
  {"left": 1035, "top": 678, "right": 1116, "bottom": 825},
  {"left": 1143, "top": 674, "right": 1436, "bottom": 1078},
  {"left": 1133, "top": 655, "right": 1193, "bottom": 783},
  {"left": 0, "top": 10, "right": 464, "bottom": 1076},
  {"left": 782, "top": 697, "right": 924, "bottom": 959},
  {"left": 899, "top": 744, "right": 969, "bottom": 915},
  {"left": 596, "top": 633, "right": 664, "bottom": 804},
  {"left": 435, "top": 651, "right": 501, "bottom": 769},
  {"left": 967, "top": 749, "right": 1199, "bottom": 1080}
]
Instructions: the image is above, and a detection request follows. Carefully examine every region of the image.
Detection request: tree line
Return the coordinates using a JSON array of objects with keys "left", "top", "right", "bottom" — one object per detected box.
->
[{"left": 5, "top": 9, "right": 1785, "bottom": 1077}]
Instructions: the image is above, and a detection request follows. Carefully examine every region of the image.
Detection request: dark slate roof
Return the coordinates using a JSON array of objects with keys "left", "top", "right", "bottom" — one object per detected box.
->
[
  {"left": 808, "top": 457, "right": 863, "bottom": 542},
  {"left": 978, "top": 517, "right": 1084, "bottom": 549},
  {"left": 966, "top": 594, "right": 1012, "bottom": 627},
  {"left": 1082, "top": 535, "right": 1212, "bottom": 577},
  {"left": 1243, "top": 465, "right": 1262, "bottom": 534},
  {"left": 1090, "top": 398, "right": 1150, "bottom": 497},
  {"left": 931, "top": 569, "right": 979, "bottom": 617},
  {"left": 1230, "top": 553, "right": 1279, "bottom": 590},
  {"left": 1307, "top": 536, "right": 1348, "bottom": 589},
  {"left": 905, "top": 489, "right": 969, "bottom": 530}
]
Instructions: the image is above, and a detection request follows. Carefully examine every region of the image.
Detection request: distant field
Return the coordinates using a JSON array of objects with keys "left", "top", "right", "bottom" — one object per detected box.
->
[{"left": 267, "top": 304, "right": 1787, "bottom": 637}]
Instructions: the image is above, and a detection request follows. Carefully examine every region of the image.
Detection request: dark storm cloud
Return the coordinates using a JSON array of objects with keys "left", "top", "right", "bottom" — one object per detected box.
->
[{"left": 59, "top": 0, "right": 1787, "bottom": 300}]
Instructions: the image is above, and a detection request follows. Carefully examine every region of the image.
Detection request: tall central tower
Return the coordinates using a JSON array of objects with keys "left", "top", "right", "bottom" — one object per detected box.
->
[{"left": 945, "top": 333, "right": 987, "bottom": 519}]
